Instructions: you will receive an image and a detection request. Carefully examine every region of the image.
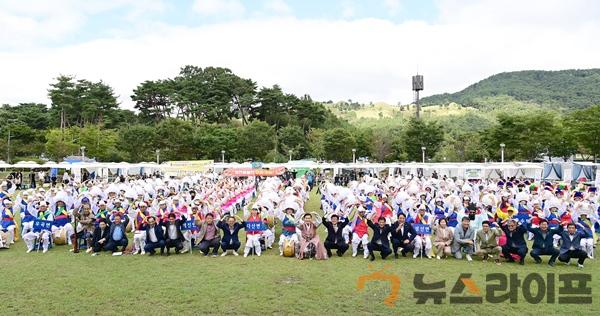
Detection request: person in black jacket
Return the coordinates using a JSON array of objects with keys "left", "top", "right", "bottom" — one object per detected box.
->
[
  {"left": 91, "top": 220, "right": 110, "bottom": 255},
  {"left": 527, "top": 219, "right": 562, "bottom": 266},
  {"left": 367, "top": 216, "right": 392, "bottom": 261},
  {"left": 322, "top": 214, "right": 349, "bottom": 257},
  {"left": 144, "top": 216, "right": 166, "bottom": 256},
  {"left": 501, "top": 219, "right": 528, "bottom": 265},
  {"left": 390, "top": 213, "right": 417, "bottom": 258},
  {"left": 217, "top": 215, "right": 244, "bottom": 256},
  {"left": 163, "top": 213, "right": 185, "bottom": 255}
]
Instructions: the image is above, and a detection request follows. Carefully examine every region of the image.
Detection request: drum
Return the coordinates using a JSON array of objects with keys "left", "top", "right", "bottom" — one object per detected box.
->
[
  {"left": 53, "top": 228, "right": 67, "bottom": 245},
  {"left": 283, "top": 239, "right": 295, "bottom": 257},
  {"left": 13, "top": 225, "right": 19, "bottom": 242},
  {"left": 264, "top": 216, "right": 276, "bottom": 229},
  {"left": 0, "top": 231, "right": 9, "bottom": 248}
]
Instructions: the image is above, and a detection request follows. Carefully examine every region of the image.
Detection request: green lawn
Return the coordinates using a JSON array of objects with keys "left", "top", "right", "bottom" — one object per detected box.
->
[{"left": 1, "top": 190, "right": 599, "bottom": 315}]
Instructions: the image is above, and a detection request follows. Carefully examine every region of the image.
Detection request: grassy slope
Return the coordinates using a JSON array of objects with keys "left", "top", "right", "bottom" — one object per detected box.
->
[{"left": 2, "top": 190, "right": 599, "bottom": 315}]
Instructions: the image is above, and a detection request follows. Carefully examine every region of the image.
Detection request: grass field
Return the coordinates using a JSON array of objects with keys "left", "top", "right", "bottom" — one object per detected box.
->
[{"left": 1, "top": 190, "right": 599, "bottom": 315}]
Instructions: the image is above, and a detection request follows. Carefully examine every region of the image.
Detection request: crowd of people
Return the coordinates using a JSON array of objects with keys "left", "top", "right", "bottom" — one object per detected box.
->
[{"left": 0, "top": 172, "right": 598, "bottom": 268}]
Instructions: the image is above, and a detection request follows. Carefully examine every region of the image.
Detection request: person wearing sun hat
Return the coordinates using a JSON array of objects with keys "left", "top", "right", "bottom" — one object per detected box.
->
[
  {"left": 277, "top": 201, "right": 300, "bottom": 256},
  {"left": 1, "top": 199, "right": 17, "bottom": 246}
]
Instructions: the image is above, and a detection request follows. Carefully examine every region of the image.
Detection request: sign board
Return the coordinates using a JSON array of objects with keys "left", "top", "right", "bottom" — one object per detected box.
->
[
  {"left": 224, "top": 166, "right": 286, "bottom": 177},
  {"left": 412, "top": 224, "right": 432, "bottom": 235},
  {"left": 162, "top": 160, "right": 213, "bottom": 176},
  {"left": 465, "top": 169, "right": 483, "bottom": 179}
]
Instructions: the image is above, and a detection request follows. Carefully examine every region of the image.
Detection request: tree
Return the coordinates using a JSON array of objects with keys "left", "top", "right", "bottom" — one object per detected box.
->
[
  {"left": 44, "top": 129, "right": 79, "bottom": 160},
  {"left": 307, "top": 128, "right": 326, "bottom": 160},
  {"left": 48, "top": 76, "right": 119, "bottom": 128},
  {"left": 172, "top": 66, "right": 256, "bottom": 124},
  {"left": 193, "top": 125, "right": 241, "bottom": 161},
  {"left": 278, "top": 125, "right": 308, "bottom": 159},
  {"left": 251, "top": 85, "right": 288, "bottom": 127},
  {"left": 482, "top": 112, "right": 558, "bottom": 161},
  {"left": 118, "top": 125, "right": 158, "bottom": 162},
  {"left": 372, "top": 128, "right": 401, "bottom": 162},
  {"left": 403, "top": 118, "right": 444, "bottom": 162},
  {"left": 352, "top": 128, "right": 374, "bottom": 160},
  {"left": 131, "top": 80, "right": 174, "bottom": 123},
  {"left": 154, "top": 119, "right": 195, "bottom": 161},
  {"left": 323, "top": 128, "right": 356, "bottom": 162},
  {"left": 566, "top": 105, "right": 600, "bottom": 162},
  {"left": 238, "top": 121, "right": 276, "bottom": 161}
]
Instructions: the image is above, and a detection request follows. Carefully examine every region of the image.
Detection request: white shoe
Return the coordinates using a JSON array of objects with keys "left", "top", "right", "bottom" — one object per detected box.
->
[
  {"left": 112, "top": 252, "right": 123, "bottom": 256},
  {"left": 233, "top": 251, "right": 239, "bottom": 256},
  {"left": 43, "top": 249, "right": 48, "bottom": 253},
  {"left": 257, "top": 252, "right": 261, "bottom": 257},
  {"left": 577, "top": 264, "right": 584, "bottom": 269},
  {"left": 244, "top": 253, "right": 248, "bottom": 258},
  {"left": 363, "top": 254, "right": 369, "bottom": 259},
  {"left": 92, "top": 253, "right": 99, "bottom": 256},
  {"left": 436, "top": 255, "right": 441, "bottom": 260},
  {"left": 352, "top": 252, "right": 357, "bottom": 257},
  {"left": 427, "top": 255, "right": 432, "bottom": 259},
  {"left": 132, "top": 251, "right": 137, "bottom": 255},
  {"left": 141, "top": 250, "right": 145, "bottom": 255},
  {"left": 413, "top": 253, "right": 418, "bottom": 259},
  {"left": 86, "top": 248, "right": 93, "bottom": 253},
  {"left": 279, "top": 252, "right": 283, "bottom": 256},
  {"left": 181, "top": 248, "right": 189, "bottom": 254},
  {"left": 221, "top": 252, "right": 228, "bottom": 257},
  {"left": 26, "top": 248, "right": 33, "bottom": 253},
  {"left": 466, "top": 254, "right": 473, "bottom": 262}
]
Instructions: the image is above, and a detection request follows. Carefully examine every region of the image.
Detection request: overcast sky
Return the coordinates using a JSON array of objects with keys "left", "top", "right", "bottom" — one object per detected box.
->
[{"left": 1, "top": 0, "right": 599, "bottom": 109}]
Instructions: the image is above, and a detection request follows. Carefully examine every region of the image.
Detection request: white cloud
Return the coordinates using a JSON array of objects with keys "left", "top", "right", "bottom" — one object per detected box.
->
[
  {"left": 383, "top": 0, "right": 402, "bottom": 14},
  {"left": 192, "top": 0, "right": 245, "bottom": 17},
  {"left": 0, "top": 0, "right": 168, "bottom": 49},
  {"left": 340, "top": 1, "right": 356, "bottom": 19},
  {"left": 264, "top": 0, "right": 292, "bottom": 15},
  {"left": 1, "top": 0, "right": 599, "bottom": 109}
]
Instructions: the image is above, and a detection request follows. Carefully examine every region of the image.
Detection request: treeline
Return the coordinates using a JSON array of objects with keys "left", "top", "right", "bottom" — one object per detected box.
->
[{"left": 1, "top": 66, "right": 599, "bottom": 163}]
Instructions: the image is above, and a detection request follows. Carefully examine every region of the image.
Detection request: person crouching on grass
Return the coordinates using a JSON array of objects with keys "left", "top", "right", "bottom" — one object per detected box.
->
[
  {"left": 296, "top": 212, "right": 328, "bottom": 260},
  {"left": 500, "top": 219, "right": 528, "bottom": 265},
  {"left": 105, "top": 214, "right": 128, "bottom": 256},
  {"left": 144, "top": 216, "right": 166, "bottom": 256},
  {"left": 197, "top": 213, "right": 221, "bottom": 257},
  {"left": 163, "top": 213, "right": 185, "bottom": 255},
  {"left": 217, "top": 215, "right": 244, "bottom": 256},
  {"left": 475, "top": 220, "right": 502, "bottom": 264},
  {"left": 558, "top": 222, "right": 590, "bottom": 269},
  {"left": 367, "top": 215, "right": 392, "bottom": 261}
]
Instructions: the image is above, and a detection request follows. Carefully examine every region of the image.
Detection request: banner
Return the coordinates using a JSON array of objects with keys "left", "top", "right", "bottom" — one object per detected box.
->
[
  {"left": 223, "top": 166, "right": 286, "bottom": 177},
  {"left": 245, "top": 221, "right": 266, "bottom": 231},
  {"left": 162, "top": 160, "right": 213, "bottom": 175},
  {"left": 412, "top": 224, "right": 432, "bottom": 235},
  {"left": 464, "top": 169, "right": 482, "bottom": 179},
  {"left": 33, "top": 219, "right": 53, "bottom": 232},
  {"left": 181, "top": 220, "right": 198, "bottom": 231}
]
